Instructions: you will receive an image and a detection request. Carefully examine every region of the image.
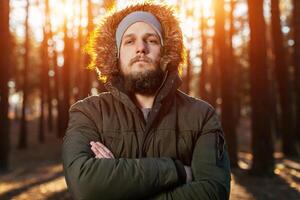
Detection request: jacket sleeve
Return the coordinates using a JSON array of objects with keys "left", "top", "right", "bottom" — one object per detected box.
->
[
  {"left": 62, "top": 101, "right": 185, "bottom": 200},
  {"left": 148, "top": 108, "right": 231, "bottom": 200}
]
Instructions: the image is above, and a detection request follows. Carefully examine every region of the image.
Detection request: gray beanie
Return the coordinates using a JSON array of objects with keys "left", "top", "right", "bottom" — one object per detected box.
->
[{"left": 115, "top": 11, "right": 164, "bottom": 57}]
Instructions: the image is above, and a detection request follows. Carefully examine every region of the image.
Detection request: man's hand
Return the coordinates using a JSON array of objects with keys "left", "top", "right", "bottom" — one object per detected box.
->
[
  {"left": 184, "top": 165, "right": 193, "bottom": 183},
  {"left": 90, "top": 141, "right": 115, "bottom": 159}
]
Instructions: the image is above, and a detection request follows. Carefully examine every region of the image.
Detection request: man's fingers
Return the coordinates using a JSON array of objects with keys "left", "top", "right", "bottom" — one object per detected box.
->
[
  {"left": 97, "top": 142, "right": 115, "bottom": 158},
  {"left": 90, "top": 141, "right": 115, "bottom": 159},
  {"left": 90, "top": 141, "right": 109, "bottom": 158},
  {"left": 95, "top": 142, "right": 115, "bottom": 158},
  {"left": 91, "top": 143, "right": 108, "bottom": 158}
]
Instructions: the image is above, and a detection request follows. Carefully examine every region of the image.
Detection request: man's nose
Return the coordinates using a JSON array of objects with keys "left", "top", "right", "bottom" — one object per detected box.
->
[{"left": 135, "top": 40, "right": 148, "bottom": 54}]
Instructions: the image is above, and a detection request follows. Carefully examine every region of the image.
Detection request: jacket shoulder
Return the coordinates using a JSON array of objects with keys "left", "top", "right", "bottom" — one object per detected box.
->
[
  {"left": 175, "top": 90, "right": 215, "bottom": 112},
  {"left": 70, "top": 92, "right": 112, "bottom": 110},
  {"left": 70, "top": 92, "right": 113, "bottom": 111},
  {"left": 174, "top": 90, "right": 218, "bottom": 131}
]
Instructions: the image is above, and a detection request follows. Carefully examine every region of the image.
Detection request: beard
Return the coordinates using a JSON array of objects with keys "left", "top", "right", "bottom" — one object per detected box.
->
[{"left": 120, "top": 60, "right": 165, "bottom": 95}]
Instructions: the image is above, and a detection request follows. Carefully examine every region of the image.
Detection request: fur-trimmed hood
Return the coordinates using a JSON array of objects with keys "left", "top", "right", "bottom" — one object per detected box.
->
[{"left": 85, "top": 2, "right": 186, "bottom": 82}]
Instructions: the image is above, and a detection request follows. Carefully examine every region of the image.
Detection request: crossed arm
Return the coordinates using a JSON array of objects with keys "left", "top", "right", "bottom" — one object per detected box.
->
[{"left": 89, "top": 141, "right": 193, "bottom": 183}]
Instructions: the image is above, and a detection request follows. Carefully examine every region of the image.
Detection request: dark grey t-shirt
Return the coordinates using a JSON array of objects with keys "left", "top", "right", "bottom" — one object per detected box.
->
[{"left": 141, "top": 108, "right": 151, "bottom": 120}]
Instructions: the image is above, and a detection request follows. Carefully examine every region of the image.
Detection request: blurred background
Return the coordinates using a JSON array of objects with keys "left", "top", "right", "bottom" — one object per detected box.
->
[{"left": 0, "top": 0, "right": 300, "bottom": 199}]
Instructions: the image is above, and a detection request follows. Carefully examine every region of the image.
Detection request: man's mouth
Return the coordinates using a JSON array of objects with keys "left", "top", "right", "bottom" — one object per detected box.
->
[
  {"left": 136, "top": 59, "right": 148, "bottom": 63},
  {"left": 131, "top": 56, "right": 152, "bottom": 65}
]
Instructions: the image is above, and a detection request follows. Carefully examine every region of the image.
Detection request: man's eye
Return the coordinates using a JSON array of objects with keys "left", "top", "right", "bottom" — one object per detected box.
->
[
  {"left": 125, "top": 40, "right": 133, "bottom": 44},
  {"left": 149, "top": 39, "right": 158, "bottom": 44}
]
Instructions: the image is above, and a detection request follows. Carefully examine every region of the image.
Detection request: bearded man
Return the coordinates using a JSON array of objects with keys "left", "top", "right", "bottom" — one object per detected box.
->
[{"left": 62, "top": 2, "right": 231, "bottom": 200}]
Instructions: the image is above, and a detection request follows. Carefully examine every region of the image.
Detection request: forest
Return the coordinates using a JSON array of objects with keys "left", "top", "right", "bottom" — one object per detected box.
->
[{"left": 0, "top": 0, "right": 299, "bottom": 199}]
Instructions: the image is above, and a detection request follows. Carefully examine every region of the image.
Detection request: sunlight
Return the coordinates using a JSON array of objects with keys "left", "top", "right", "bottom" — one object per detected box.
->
[
  {"left": 49, "top": 0, "right": 65, "bottom": 31},
  {"left": 50, "top": 0, "right": 73, "bottom": 28}
]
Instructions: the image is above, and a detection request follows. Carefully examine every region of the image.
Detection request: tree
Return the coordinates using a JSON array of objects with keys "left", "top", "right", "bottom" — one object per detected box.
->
[
  {"left": 211, "top": 2, "right": 222, "bottom": 109},
  {"left": 271, "top": 0, "right": 298, "bottom": 156},
  {"left": 214, "top": 0, "right": 238, "bottom": 167},
  {"left": 53, "top": 39, "right": 62, "bottom": 138},
  {"left": 39, "top": 0, "right": 52, "bottom": 143},
  {"left": 0, "top": 0, "right": 11, "bottom": 172},
  {"left": 181, "top": 50, "right": 191, "bottom": 94},
  {"left": 229, "top": 0, "right": 241, "bottom": 124},
  {"left": 210, "top": 42, "right": 218, "bottom": 108},
  {"left": 19, "top": 0, "right": 30, "bottom": 149},
  {"left": 199, "top": 2, "right": 209, "bottom": 102},
  {"left": 74, "top": 0, "right": 84, "bottom": 101},
  {"left": 44, "top": 0, "right": 53, "bottom": 133},
  {"left": 39, "top": 28, "right": 46, "bottom": 143},
  {"left": 45, "top": 0, "right": 53, "bottom": 131},
  {"left": 59, "top": 0, "right": 73, "bottom": 137},
  {"left": 45, "top": 2, "right": 62, "bottom": 138},
  {"left": 293, "top": 0, "right": 300, "bottom": 144},
  {"left": 247, "top": 0, "right": 274, "bottom": 174}
]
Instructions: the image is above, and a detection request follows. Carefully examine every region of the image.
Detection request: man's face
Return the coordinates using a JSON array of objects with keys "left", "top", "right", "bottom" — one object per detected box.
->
[{"left": 119, "top": 21, "right": 165, "bottom": 95}]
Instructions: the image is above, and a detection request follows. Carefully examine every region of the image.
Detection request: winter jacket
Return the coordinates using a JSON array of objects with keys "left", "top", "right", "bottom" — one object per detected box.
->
[{"left": 62, "top": 70, "right": 231, "bottom": 200}]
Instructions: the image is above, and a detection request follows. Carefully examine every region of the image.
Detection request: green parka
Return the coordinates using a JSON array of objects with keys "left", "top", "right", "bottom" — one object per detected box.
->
[{"left": 62, "top": 71, "right": 231, "bottom": 200}]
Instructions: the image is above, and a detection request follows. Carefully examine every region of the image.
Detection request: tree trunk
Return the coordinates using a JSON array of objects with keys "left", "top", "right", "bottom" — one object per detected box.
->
[
  {"left": 53, "top": 43, "right": 62, "bottom": 138},
  {"left": 45, "top": 0, "right": 53, "bottom": 133},
  {"left": 38, "top": 0, "right": 52, "bottom": 143},
  {"left": 19, "top": 0, "right": 30, "bottom": 149},
  {"left": 271, "top": 0, "right": 297, "bottom": 156},
  {"left": 214, "top": 0, "right": 238, "bottom": 168},
  {"left": 248, "top": 0, "right": 274, "bottom": 175},
  {"left": 199, "top": 3, "right": 209, "bottom": 101},
  {"left": 46, "top": 4, "right": 62, "bottom": 138},
  {"left": 0, "top": 0, "right": 11, "bottom": 172},
  {"left": 293, "top": 0, "right": 300, "bottom": 144},
  {"left": 38, "top": 0, "right": 51, "bottom": 143},
  {"left": 228, "top": 0, "right": 239, "bottom": 167},
  {"left": 229, "top": 0, "right": 241, "bottom": 126},
  {"left": 39, "top": 58, "right": 45, "bottom": 143},
  {"left": 74, "top": 0, "right": 83, "bottom": 101},
  {"left": 211, "top": 35, "right": 219, "bottom": 108},
  {"left": 182, "top": 50, "right": 191, "bottom": 94},
  {"left": 59, "top": 3, "right": 72, "bottom": 137},
  {"left": 47, "top": 77, "right": 53, "bottom": 133}
]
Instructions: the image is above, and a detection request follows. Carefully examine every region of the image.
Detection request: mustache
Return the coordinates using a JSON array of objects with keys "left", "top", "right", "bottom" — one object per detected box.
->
[{"left": 130, "top": 56, "right": 153, "bottom": 65}]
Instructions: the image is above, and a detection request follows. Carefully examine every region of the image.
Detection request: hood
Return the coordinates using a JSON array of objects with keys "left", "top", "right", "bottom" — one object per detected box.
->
[{"left": 85, "top": 2, "right": 186, "bottom": 82}]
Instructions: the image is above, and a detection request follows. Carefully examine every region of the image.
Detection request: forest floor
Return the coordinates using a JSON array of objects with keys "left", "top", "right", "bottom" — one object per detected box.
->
[{"left": 0, "top": 117, "right": 300, "bottom": 200}]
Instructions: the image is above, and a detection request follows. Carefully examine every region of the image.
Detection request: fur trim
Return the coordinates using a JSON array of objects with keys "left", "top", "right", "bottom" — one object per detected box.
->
[{"left": 85, "top": 2, "right": 186, "bottom": 82}]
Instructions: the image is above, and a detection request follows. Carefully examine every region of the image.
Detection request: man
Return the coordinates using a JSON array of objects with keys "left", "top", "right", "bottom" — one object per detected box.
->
[{"left": 62, "top": 2, "right": 231, "bottom": 200}]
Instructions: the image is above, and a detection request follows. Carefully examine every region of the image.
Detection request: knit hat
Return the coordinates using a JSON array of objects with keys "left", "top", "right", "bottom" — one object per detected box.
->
[{"left": 115, "top": 11, "right": 164, "bottom": 58}]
